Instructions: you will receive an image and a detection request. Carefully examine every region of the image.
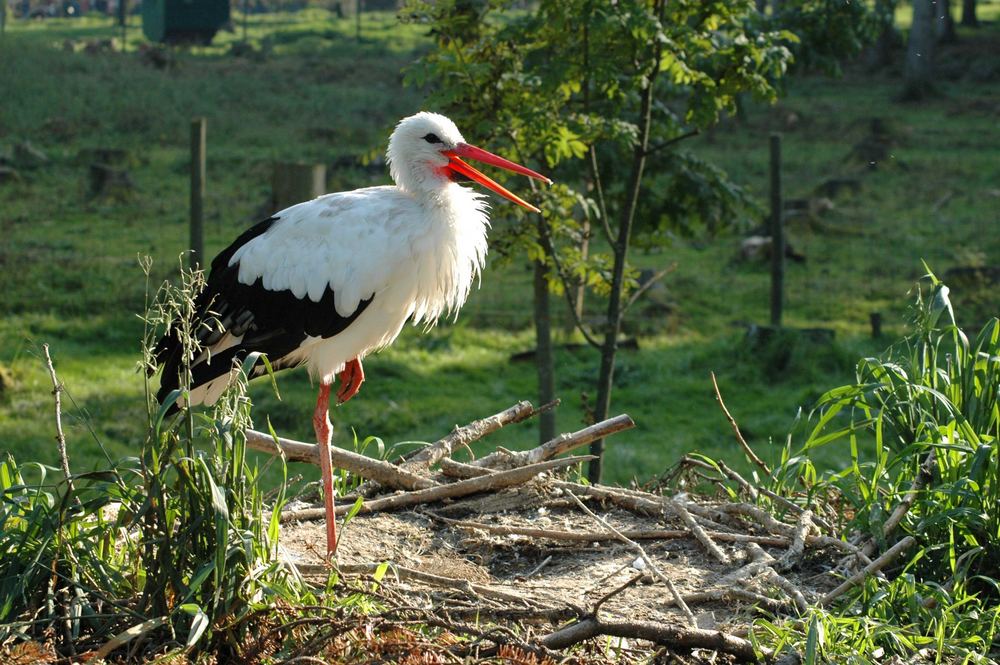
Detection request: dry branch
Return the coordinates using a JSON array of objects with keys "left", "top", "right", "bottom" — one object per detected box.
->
[
  {"left": 821, "top": 536, "right": 916, "bottom": 606},
  {"left": 471, "top": 414, "right": 635, "bottom": 470},
  {"left": 711, "top": 372, "right": 770, "bottom": 474},
  {"left": 663, "top": 587, "right": 789, "bottom": 615},
  {"left": 281, "top": 455, "right": 593, "bottom": 522},
  {"left": 401, "top": 400, "right": 542, "bottom": 471},
  {"left": 666, "top": 497, "right": 729, "bottom": 564},
  {"left": 538, "top": 617, "right": 769, "bottom": 662},
  {"left": 43, "top": 344, "right": 74, "bottom": 495},
  {"left": 565, "top": 491, "right": 698, "bottom": 627},
  {"left": 428, "top": 514, "right": 798, "bottom": 547},
  {"left": 245, "top": 428, "right": 434, "bottom": 491}
]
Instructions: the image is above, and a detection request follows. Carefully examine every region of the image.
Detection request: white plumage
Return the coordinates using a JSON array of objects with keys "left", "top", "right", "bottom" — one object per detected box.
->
[{"left": 154, "top": 111, "right": 550, "bottom": 556}]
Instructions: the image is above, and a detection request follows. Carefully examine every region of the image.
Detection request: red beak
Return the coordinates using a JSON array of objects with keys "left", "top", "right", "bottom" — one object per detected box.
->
[{"left": 443, "top": 143, "right": 552, "bottom": 214}]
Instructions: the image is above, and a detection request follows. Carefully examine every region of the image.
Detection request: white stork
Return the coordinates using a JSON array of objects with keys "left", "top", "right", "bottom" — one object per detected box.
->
[{"left": 154, "top": 112, "right": 551, "bottom": 556}]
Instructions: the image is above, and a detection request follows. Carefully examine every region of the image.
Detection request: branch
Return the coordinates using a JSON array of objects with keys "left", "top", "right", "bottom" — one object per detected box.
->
[
  {"left": 535, "top": 217, "right": 603, "bottom": 349},
  {"left": 643, "top": 129, "right": 700, "bottom": 158},
  {"left": 821, "top": 536, "right": 916, "bottom": 606},
  {"left": 711, "top": 372, "right": 770, "bottom": 474},
  {"left": 468, "top": 414, "right": 635, "bottom": 471},
  {"left": 245, "top": 429, "right": 434, "bottom": 491},
  {"left": 427, "top": 513, "right": 798, "bottom": 547},
  {"left": 565, "top": 490, "right": 697, "bottom": 627},
  {"left": 538, "top": 616, "right": 768, "bottom": 662},
  {"left": 281, "top": 455, "right": 594, "bottom": 522},
  {"left": 400, "top": 400, "right": 541, "bottom": 471},
  {"left": 588, "top": 145, "right": 614, "bottom": 245},
  {"left": 621, "top": 264, "right": 676, "bottom": 315},
  {"left": 43, "top": 344, "right": 74, "bottom": 496}
]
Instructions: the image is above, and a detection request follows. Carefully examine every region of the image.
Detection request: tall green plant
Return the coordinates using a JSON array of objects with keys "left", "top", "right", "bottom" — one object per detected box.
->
[
  {"left": 768, "top": 272, "right": 1000, "bottom": 660},
  {"left": 1, "top": 261, "right": 304, "bottom": 659}
]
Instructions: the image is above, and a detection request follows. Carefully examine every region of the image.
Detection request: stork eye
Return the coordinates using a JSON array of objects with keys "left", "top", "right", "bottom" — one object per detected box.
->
[{"left": 423, "top": 133, "right": 443, "bottom": 144}]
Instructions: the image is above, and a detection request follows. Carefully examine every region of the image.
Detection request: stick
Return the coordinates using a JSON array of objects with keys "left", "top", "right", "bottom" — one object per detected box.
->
[
  {"left": 401, "top": 400, "right": 541, "bottom": 471},
  {"left": 775, "top": 510, "right": 813, "bottom": 572},
  {"left": 43, "top": 344, "right": 74, "bottom": 496},
  {"left": 821, "top": 536, "right": 916, "bottom": 606},
  {"left": 663, "top": 587, "right": 788, "bottom": 615},
  {"left": 711, "top": 372, "right": 770, "bottom": 474},
  {"left": 538, "top": 617, "right": 768, "bottom": 662},
  {"left": 427, "top": 514, "right": 797, "bottom": 547},
  {"left": 296, "top": 561, "right": 533, "bottom": 606},
  {"left": 565, "top": 491, "right": 697, "bottom": 628},
  {"left": 549, "top": 481, "right": 666, "bottom": 517},
  {"left": 471, "top": 414, "right": 635, "bottom": 470},
  {"left": 245, "top": 429, "right": 434, "bottom": 491},
  {"left": 665, "top": 497, "right": 729, "bottom": 564},
  {"left": 281, "top": 455, "right": 593, "bottom": 522}
]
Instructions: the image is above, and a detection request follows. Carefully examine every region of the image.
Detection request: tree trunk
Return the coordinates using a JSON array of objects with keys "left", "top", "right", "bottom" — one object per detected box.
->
[
  {"left": 867, "top": 0, "right": 897, "bottom": 70},
  {"left": 961, "top": 0, "right": 977, "bottom": 27},
  {"left": 902, "top": 0, "right": 936, "bottom": 100},
  {"left": 533, "top": 257, "right": 557, "bottom": 444},
  {"left": 935, "top": 0, "right": 956, "bottom": 43},
  {"left": 588, "top": 65, "right": 659, "bottom": 483}
]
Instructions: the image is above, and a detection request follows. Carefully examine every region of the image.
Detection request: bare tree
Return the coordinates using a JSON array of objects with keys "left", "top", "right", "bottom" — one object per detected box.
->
[{"left": 903, "top": 0, "right": 936, "bottom": 100}]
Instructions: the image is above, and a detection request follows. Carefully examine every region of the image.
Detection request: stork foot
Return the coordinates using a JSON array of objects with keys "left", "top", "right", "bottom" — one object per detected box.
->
[{"left": 336, "top": 358, "right": 365, "bottom": 404}]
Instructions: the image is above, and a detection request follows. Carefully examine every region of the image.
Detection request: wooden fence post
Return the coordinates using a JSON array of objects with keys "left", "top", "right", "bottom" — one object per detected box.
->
[
  {"left": 190, "top": 118, "right": 207, "bottom": 269},
  {"left": 271, "top": 162, "right": 326, "bottom": 214},
  {"left": 769, "top": 133, "right": 784, "bottom": 328}
]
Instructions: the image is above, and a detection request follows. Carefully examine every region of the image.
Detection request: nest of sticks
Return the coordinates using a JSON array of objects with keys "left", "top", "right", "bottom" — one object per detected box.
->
[{"left": 246, "top": 399, "right": 914, "bottom": 664}]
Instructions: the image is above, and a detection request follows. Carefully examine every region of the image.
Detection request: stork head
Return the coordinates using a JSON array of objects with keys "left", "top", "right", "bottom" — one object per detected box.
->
[{"left": 387, "top": 112, "right": 551, "bottom": 213}]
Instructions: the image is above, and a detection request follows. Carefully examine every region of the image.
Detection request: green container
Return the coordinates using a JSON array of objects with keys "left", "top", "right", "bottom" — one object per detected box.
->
[{"left": 142, "top": 0, "right": 231, "bottom": 45}]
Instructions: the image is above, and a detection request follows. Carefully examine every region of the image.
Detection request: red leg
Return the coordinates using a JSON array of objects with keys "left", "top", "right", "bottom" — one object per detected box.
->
[
  {"left": 312, "top": 381, "right": 338, "bottom": 557},
  {"left": 336, "top": 358, "right": 365, "bottom": 405}
]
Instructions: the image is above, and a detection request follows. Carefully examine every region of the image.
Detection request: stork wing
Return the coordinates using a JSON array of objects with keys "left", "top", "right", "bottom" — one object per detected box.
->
[{"left": 154, "top": 188, "right": 414, "bottom": 406}]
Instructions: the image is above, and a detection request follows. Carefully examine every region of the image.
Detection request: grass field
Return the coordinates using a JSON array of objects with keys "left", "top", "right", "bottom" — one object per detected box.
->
[{"left": 1, "top": 9, "right": 998, "bottom": 488}]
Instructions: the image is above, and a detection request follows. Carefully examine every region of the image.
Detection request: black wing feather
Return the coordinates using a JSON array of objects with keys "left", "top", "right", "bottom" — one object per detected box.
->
[{"left": 154, "top": 216, "right": 373, "bottom": 406}]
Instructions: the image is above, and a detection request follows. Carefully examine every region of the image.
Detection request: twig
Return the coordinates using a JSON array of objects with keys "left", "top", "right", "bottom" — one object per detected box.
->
[
  {"left": 565, "top": 491, "right": 697, "bottom": 627},
  {"left": 43, "top": 344, "right": 74, "bottom": 495},
  {"left": 588, "top": 145, "right": 613, "bottom": 245},
  {"left": 401, "top": 400, "right": 540, "bottom": 471},
  {"left": 859, "top": 450, "right": 936, "bottom": 559},
  {"left": 665, "top": 497, "right": 729, "bottom": 564},
  {"left": 245, "top": 429, "right": 434, "bottom": 491},
  {"left": 711, "top": 372, "right": 770, "bottom": 474},
  {"left": 524, "top": 555, "right": 553, "bottom": 579},
  {"left": 775, "top": 510, "right": 813, "bottom": 572},
  {"left": 821, "top": 536, "right": 917, "bottom": 606},
  {"left": 549, "top": 481, "right": 666, "bottom": 517},
  {"left": 470, "top": 414, "right": 635, "bottom": 470},
  {"left": 762, "top": 568, "right": 809, "bottom": 614},
  {"left": 622, "top": 264, "right": 676, "bottom": 315},
  {"left": 538, "top": 616, "right": 768, "bottom": 663},
  {"left": 643, "top": 129, "right": 701, "bottom": 158},
  {"left": 295, "top": 561, "right": 538, "bottom": 606},
  {"left": 593, "top": 572, "right": 645, "bottom": 613},
  {"left": 281, "top": 455, "right": 594, "bottom": 522},
  {"left": 663, "top": 587, "right": 788, "bottom": 615},
  {"left": 427, "top": 513, "right": 797, "bottom": 547},
  {"left": 535, "top": 216, "right": 603, "bottom": 349}
]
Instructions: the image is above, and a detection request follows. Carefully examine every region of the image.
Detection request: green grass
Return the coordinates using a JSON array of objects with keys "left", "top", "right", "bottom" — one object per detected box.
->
[{"left": 1, "top": 10, "right": 998, "bottom": 489}]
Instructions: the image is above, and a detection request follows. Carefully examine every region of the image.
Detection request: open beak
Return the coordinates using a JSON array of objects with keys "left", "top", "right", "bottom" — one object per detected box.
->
[{"left": 443, "top": 143, "right": 552, "bottom": 214}]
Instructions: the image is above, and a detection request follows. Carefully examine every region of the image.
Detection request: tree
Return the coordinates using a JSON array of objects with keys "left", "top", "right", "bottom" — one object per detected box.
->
[
  {"left": 961, "top": 0, "right": 978, "bottom": 27},
  {"left": 404, "top": 0, "right": 875, "bottom": 481},
  {"left": 936, "top": 0, "right": 957, "bottom": 43},
  {"left": 903, "top": 0, "right": 937, "bottom": 99}
]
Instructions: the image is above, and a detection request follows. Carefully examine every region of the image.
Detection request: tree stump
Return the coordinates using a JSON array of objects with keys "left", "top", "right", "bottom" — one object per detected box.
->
[{"left": 271, "top": 162, "right": 326, "bottom": 214}]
